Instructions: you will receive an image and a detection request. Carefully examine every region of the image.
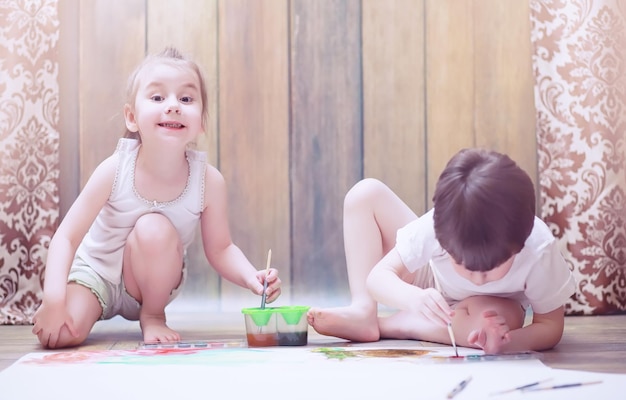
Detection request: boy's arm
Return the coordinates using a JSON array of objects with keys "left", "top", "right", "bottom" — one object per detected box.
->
[
  {"left": 504, "top": 306, "right": 565, "bottom": 352},
  {"left": 367, "top": 249, "right": 452, "bottom": 325}
]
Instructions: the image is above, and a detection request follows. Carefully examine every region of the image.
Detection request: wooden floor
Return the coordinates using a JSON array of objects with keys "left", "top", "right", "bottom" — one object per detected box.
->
[{"left": 1, "top": 312, "right": 625, "bottom": 374}]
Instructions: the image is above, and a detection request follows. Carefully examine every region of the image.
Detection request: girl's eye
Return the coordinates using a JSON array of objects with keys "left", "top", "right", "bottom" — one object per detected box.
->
[
  {"left": 180, "top": 96, "right": 193, "bottom": 103},
  {"left": 151, "top": 95, "right": 164, "bottom": 102}
]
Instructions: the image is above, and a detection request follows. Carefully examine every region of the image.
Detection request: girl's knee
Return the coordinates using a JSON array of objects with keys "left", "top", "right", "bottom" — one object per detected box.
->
[{"left": 128, "top": 213, "right": 178, "bottom": 250}]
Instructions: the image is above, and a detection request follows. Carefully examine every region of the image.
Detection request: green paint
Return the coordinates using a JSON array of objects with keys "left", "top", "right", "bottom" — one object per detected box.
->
[
  {"left": 313, "top": 347, "right": 432, "bottom": 361},
  {"left": 312, "top": 348, "right": 358, "bottom": 360}
]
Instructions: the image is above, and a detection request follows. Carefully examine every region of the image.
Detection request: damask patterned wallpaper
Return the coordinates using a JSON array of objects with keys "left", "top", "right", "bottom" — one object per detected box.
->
[
  {"left": 0, "top": 0, "right": 59, "bottom": 324},
  {"left": 531, "top": 0, "right": 626, "bottom": 315}
]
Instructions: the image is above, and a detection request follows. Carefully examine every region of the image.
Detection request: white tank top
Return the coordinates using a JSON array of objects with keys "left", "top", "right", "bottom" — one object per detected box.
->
[{"left": 75, "top": 138, "right": 206, "bottom": 284}]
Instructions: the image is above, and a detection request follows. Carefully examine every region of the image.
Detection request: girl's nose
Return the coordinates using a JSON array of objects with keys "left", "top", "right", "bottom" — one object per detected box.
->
[{"left": 165, "top": 97, "right": 181, "bottom": 114}]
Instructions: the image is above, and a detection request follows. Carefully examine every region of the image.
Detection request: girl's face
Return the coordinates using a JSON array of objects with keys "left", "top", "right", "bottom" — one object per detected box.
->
[
  {"left": 452, "top": 255, "right": 515, "bottom": 286},
  {"left": 124, "top": 62, "right": 204, "bottom": 147}
]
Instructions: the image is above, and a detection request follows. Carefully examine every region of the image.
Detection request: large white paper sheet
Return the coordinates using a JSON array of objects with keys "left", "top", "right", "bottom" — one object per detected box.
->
[{"left": 1, "top": 345, "right": 624, "bottom": 399}]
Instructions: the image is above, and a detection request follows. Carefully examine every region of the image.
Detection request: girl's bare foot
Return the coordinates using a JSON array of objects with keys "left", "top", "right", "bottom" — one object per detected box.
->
[
  {"left": 467, "top": 309, "right": 511, "bottom": 354},
  {"left": 140, "top": 313, "right": 181, "bottom": 343},
  {"left": 307, "top": 306, "right": 380, "bottom": 342}
]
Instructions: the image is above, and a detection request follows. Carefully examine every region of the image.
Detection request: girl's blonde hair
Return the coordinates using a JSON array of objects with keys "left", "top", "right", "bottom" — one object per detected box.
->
[{"left": 123, "top": 47, "right": 209, "bottom": 141}]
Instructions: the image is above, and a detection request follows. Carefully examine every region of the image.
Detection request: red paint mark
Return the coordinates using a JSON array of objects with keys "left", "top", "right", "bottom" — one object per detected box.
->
[{"left": 135, "top": 348, "right": 200, "bottom": 356}]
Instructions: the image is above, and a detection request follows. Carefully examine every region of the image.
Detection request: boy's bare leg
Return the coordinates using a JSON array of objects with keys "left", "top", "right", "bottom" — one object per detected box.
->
[
  {"left": 123, "top": 213, "right": 184, "bottom": 343},
  {"left": 307, "top": 179, "right": 417, "bottom": 342},
  {"left": 378, "top": 295, "right": 525, "bottom": 353}
]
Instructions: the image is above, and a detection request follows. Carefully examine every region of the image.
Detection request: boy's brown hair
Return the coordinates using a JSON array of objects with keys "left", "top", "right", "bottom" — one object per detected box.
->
[{"left": 432, "top": 148, "right": 536, "bottom": 272}]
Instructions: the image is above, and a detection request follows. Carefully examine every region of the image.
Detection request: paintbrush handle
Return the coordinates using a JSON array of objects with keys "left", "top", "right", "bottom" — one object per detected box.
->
[
  {"left": 260, "top": 249, "right": 272, "bottom": 309},
  {"left": 447, "top": 323, "right": 459, "bottom": 357},
  {"left": 524, "top": 380, "right": 603, "bottom": 392},
  {"left": 260, "top": 280, "right": 269, "bottom": 309}
]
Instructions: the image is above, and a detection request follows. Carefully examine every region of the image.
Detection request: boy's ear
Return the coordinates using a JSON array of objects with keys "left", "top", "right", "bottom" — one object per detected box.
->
[{"left": 124, "top": 104, "right": 138, "bottom": 132}]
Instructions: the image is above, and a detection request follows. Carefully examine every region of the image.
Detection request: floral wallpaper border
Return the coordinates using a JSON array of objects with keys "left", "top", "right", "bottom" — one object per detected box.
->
[
  {"left": 530, "top": 0, "right": 626, "bottom": 315},
  {"left": 0, "top": 0, "right": 60, "bottom": 324}
]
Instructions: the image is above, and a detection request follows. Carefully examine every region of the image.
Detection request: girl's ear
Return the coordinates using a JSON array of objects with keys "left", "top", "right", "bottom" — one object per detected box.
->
[{"left": 124, "top": 104, "right": 139, "bottom": 132}]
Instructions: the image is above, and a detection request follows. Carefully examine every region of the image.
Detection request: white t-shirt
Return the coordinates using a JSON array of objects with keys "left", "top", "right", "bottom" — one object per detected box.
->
[{"left": 395, "top": 209, "right": 576, "bottom": 314}]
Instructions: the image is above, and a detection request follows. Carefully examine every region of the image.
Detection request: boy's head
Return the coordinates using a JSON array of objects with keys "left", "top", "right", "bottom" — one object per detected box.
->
[
  {"left": 123, "top": 47, "right": 209, "bottom": 140},
  {"left": 432, "top": 148, "right": 536, "bottom": 272}
]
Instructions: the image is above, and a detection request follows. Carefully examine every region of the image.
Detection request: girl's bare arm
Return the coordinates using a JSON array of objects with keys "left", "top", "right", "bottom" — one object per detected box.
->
[
  {"left": 199, "top": 165, "right": 279, "bottom": 300},
  {"left": 42, "top": 155, "right": 117, "bottom": 303}
]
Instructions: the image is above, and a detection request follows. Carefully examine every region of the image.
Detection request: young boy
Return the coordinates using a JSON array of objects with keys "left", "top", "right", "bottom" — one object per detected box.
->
[{"left": 308, "top": 148, "right": 575, "bottom": 354}]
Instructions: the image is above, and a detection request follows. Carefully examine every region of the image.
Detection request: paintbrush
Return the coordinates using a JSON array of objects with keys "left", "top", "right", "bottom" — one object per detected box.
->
[
  {"left": 447, "top": 322, "right": 459, "bottom": 357},
  {"left": 522, "top": 380, "right": 603, "bottom": 392},
  {"left": 260, "top": 249, "right": 272, "bottom": 309},
  {"left": 490, "top": 378, "right": 553, "bottom": 395}
]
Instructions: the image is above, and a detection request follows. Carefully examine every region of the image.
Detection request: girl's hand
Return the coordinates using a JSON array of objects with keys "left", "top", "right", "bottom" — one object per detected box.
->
[
  {"left": 411, "top": 287, "right": 454, "bottom": 327},
  {"left": 251, "top": 268, "right": 282, "bottom": 303},
  {"left": 31, "top": 301, "right": 79, "bottom": 348}
]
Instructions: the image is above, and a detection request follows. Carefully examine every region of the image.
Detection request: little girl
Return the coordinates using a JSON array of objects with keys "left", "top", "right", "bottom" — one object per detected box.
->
[
  {"left": 32, "top": 47, "right": 281, "bottom": 348},
  {"left": 308, "top": 148, "right": 575, "bottom": 354}
]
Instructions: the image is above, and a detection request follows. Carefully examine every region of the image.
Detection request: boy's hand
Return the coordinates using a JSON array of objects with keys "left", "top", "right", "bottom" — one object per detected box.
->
[
  {"left": 411, "top": 287, "right": 454, "bottom": 326},
  {"left": 467, "top": 309, "right": 512, "bottom": 354},
  {"left": 31, "top": 301, "right": 79, "bottom": 348},
  {"left": 251, "top": 268, "right": 282, "bottom": 303}
]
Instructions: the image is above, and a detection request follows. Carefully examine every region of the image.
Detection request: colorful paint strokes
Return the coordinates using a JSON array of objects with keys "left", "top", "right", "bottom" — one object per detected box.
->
[{"left": 313, "top": 348, "right": 432, "bottom": 361}]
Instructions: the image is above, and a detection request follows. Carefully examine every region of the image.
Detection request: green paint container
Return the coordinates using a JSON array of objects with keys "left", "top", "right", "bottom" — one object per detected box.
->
[
  {"left": 241, "top": 306, "right": 311, "bottom": 347},
  {"left": 241, "top": 307, "right": 278, "bottom": 347},
  {"left": 275, "top": 306, "right": 310, "bottom": 346},
  {"left": 241, "top": 307, "right": 274, "bottom": 327},
  {"left": 275, "top": 306, "right": 309, "bottom": 325}
]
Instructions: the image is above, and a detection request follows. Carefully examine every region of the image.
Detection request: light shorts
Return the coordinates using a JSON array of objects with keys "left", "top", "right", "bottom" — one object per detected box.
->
[{"left": 68, "top": 254, "right": 187, "bottom": 321}]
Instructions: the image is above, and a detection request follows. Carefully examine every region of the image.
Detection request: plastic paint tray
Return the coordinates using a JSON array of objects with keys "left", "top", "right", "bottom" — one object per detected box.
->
[
  {"left": 138, "top": 340, "right": 246, "bottom": 350},
  {"left": 433, "top": 351, "right": 543, "bottom": 363}
]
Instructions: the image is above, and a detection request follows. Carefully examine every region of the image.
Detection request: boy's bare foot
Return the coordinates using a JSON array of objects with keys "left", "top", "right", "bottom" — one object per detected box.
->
[
  {"left": 307, "top": 306, "right": 380, "bottom": 342},
  {"left": 467, "top": 309, "right": 511, "bottom": 354},
  {"left": 140, "top": 313, "right": 181, "bottom": 343},
  {"left": 378, "top": 310, "right": 430, "bottom": 340}
]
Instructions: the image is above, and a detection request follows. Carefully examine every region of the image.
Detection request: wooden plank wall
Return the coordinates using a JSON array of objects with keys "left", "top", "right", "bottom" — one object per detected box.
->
[
  {"left": 290, "top": 0, "right": 363, "bottom": 305},
  {"left": 57, "top": 0, "right": 536, "bottom": 311},
  {"left": 217, "top": 0, "right": 290, "bottom": 309}
]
